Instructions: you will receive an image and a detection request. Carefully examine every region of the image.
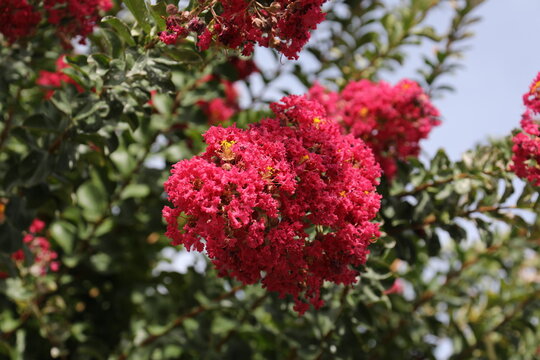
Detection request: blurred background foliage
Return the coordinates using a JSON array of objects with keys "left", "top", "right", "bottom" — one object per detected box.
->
[{"left": 0, "top": 0, "right": 539, "bottom": 359}]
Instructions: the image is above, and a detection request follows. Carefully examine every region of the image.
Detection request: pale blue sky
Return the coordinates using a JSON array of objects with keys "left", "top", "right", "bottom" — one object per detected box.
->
[{"left": 419, "top": 0, "right": 540, "bottom": 159}]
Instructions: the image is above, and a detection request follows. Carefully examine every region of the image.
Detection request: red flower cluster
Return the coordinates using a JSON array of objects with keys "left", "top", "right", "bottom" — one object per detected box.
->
[
  {"left": 511, "top": 73, "right": 540, "bottom": 186},
  {"left": 0, "top": 0, "right": 110, "bottom": 44},
  {"left": 197, "top": 80, "right": 239, "bottom": 124},
  {"left": 159, "top": 0, "right": 326, "bottom": 60},
  {"left": 229, "top": 56, "right": 259, "bottom": 80},
  {"left": 308, "top": 80, "right": 441, "bottom": 177},
  {"left": 44, "top": 0, "right": 112, "bottom": 44},
  {"left": 0, "top": 0, "right": 41, "bottom": 43},
  {"left": 12, "top": 219, "right": 59, "bottom": 276},
  {"left": 163, "top": 95, "right": 381, "bottom": 313},
  {"left": 36, "top": 55, "right": 84, "bottom": 99}
]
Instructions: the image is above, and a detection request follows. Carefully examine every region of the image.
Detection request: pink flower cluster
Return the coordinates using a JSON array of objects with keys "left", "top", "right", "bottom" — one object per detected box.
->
[
  {"left": 308, "top": 80, "right": 441, "bottom": 178},
  {"left": 0, "top": 0, "right": 111, "bottom": 45},
  {"left": 511, "top": 73, "right": 540, "bottom": 186},
  {"left": 0, "top": 0, "right": 41, "bottom": 43},
  {"left": 195, "top": 57, "right": 259, "bottom": 124},
  {"left": 159, "top": 0, "right": 326, "bottom": 60},
  {"left": 163, "top": 95, "right": 381, "bottom": 313},
  {"left": 12, "top": 219, "right": 59, "bottom": 276},
  {"left": 197, "top": 80, "right": 239, "bottom": 124},
  {"left": 36, "top": 55, "right": 84, "bottom": 99}
]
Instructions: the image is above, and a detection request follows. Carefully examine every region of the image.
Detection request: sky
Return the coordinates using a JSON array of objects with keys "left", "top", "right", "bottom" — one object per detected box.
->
[{"left": 419, "top": 0, "right": 540, "bottom": 159}]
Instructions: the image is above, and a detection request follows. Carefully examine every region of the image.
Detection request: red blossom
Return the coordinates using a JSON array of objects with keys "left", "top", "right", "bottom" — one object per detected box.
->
[
  {"left": 197, "top": 28, "right": 212, "bottom": 51},
  {"left": 197, "top": 98, "right": 238, "bottom": 124},
  {"left": 307, "top": 80, "right": 440, "bottom": 178},
  {"left": 163, "top": 95, "right": 381, "bottom": 313},
  {"left": 511, "top": 110, "right": 540, "bottom": 186},
  {"left": 523, "top": 72, "right": 540, "bottom": 114},
  {"left": 383, "top": 279, "right": 404, "bottom": 295},
  {"left": 229, "top": 56, "right": 259, "bottom": 80},
  {"left": 98, "top": 0, "right": 113, "bottom": 12},
  {"left": 44, "top": 0, "right": 111, "bottom": 45},
  {"left": 159, "top": 0, "right": 327, "bottom": 60},
  {"left": 197, "top": 80, "right": 240, "bottom": 124},
  {"left": 11, "top": 219, "right": 59, "bottom": 276},
  {"left": 510, "top": 73, "right": 540, "bottom": 185},
  {"left": 0, "top": 0, "right": 41, "bottom": 43},
  {"left": 36, "top": 55, "right": 84, "bottom": 99}
]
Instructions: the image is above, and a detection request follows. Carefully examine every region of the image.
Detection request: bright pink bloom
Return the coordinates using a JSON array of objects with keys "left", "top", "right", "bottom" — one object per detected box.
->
[
  {"left": 523, "top": 73, "right": 540, "bottom": 114},
  {"left": 164, "top": 95, "right": 381, "bottom": 314},
  {"left": 98, "top": 0, "right": 113, "bottom": 12},
  {"left": 510, "top": 73, "right": 540, "bottom": 185},
  {"left": 29, "top": 219, "right": 46, "bottom": 233},
  {"left": 511, "top": 111, "right": 540, "bottom": 186},
  {"left": 11, "top": 219, "right": 59, "bottom": 276},
  {"left": 197, "top": 80, "right": 240, "bottom": 124},
  {"left": 197, "top": 98, "right": 237, "bottom": 124},
  {"left": 307, "top": 80, "right": 440, "bottom": 178}
]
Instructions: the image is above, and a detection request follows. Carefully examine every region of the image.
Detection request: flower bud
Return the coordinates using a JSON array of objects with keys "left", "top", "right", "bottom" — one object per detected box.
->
[
  {"left": 188, "top": 17, "right": 206, "bottom": 34},
  {"left": 166, "top": 4, "right": 178, "bottom": 15},
  {"left": 269, "top": 2, "right": 281, "bottom": 11}
]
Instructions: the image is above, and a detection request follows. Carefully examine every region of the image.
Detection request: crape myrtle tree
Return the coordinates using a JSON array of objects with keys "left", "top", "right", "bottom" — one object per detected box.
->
[{"left": 0, "top": 0, "right": 539, "bottom": 358}]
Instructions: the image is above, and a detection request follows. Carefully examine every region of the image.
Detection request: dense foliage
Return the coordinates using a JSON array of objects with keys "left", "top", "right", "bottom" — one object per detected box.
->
[{"left": 0, "top": 0, "right": 538, "bottom": 359}]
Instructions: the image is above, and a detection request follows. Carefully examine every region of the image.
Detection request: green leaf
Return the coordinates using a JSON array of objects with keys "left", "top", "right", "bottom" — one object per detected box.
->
[
  {"left": 149, "top": 2, "right": 167, "bottom": 29},
  {"left": 76, "top": 179, "right": 108, "bottom": 222},
  {"left": 50, "top": 221, "right": 77, "bottom": 254},
  {"left": 162, "top": 47, "right": 203, "bottom": 64},
  {"left": 151, "top": 93, "right": 173, "bottom": 115},
  {"left": 123, "top": 0, "right": 152, "bottom": 33},
  {"left": 101, "top": 28, "right": 124, "bottom": 59},
  {"left": 0, "top": 223, "right": 22, "bottom": 253},
  {"left": 19, "top": 150, "right": 50, "bottom": 187},
  {"left": 120, "top": 184, "right": 150, "bottom": 199},
  {"left": 102, "top": 16, "right": 136, "bottom": 46},
  {"left": 23, "top": 114, "right": 55, "bottom": 131},
  {"left": 211, "top": 317, "right": 237, "bottom": 335}
]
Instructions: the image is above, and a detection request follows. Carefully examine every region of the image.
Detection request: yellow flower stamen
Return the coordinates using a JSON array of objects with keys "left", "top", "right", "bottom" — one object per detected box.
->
[
  {"left": 299, "top": 154, "right": 310, "bottom": 164},
  {"left": 359, "top": 107, "right": 369, "bottom": 117},
  {"left": 532, "top": 81, "right": 540, "bottom": 94},
  {"left": 221, "top": 140, "right": 236, "bottom": 149},
  {"left": 220, "top": 140, "right": 237, "bottom": 161}
]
